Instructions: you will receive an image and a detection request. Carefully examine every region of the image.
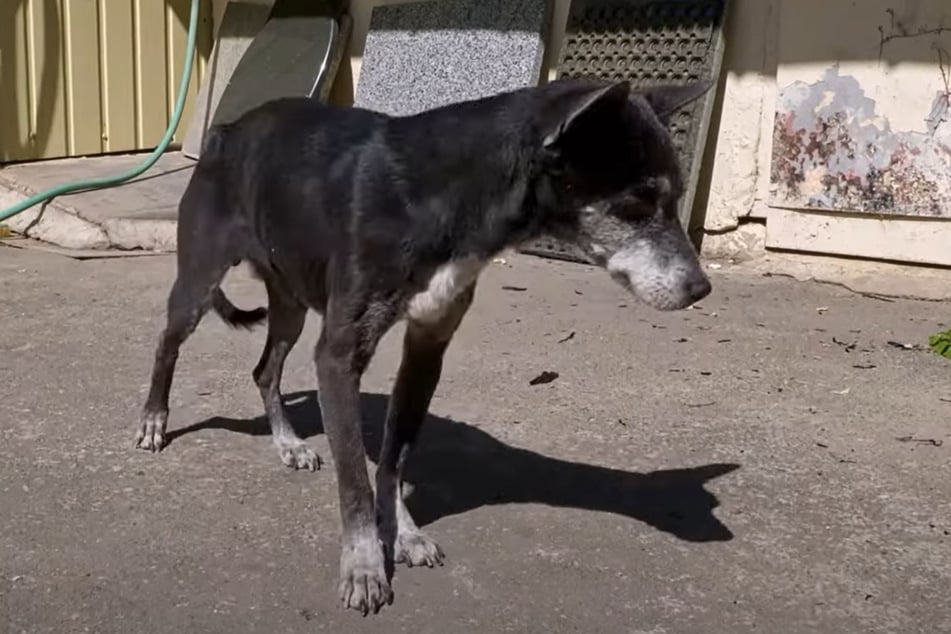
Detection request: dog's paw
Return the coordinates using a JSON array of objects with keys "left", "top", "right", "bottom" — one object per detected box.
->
[
  {"left": 339, "top": 533, "right": 393, "bottom": 616},
  {"left": 134, "top": 411, "right": 168, "bottom": 452},
  {"left": 276, "top": 440, "right": 321, "bottom": 471},
  {"left": 395, "top": 530, "right": 444, "bottom": 568}
]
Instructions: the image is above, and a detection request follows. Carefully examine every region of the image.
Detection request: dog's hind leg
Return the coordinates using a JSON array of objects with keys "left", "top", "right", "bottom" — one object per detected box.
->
[
  {"left": 135, "top": 270, "right": 224, "bottom": 452},
  {"left": 135, "top": 169, "right": 236, "bottom": 452},
  {"left": 375, "top": 284, "right": 475, "bottom": 569},
  {"left": 252, "top": 283, "right": 319, "bottom": 470}
]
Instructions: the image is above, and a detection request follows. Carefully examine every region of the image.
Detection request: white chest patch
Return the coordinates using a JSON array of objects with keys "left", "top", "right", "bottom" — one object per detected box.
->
[{"left": 407, "top": 258, "right": 485, "bottom": 324}]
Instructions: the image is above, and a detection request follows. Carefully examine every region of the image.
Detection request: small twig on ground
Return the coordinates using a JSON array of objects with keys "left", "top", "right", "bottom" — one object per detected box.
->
[{"left": 896, "top": 435, "right": 943, "bottom": 447}]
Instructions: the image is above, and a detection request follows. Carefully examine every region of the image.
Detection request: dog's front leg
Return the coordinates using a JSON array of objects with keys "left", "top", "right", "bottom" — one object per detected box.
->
[
  {"left": 376, "top": 285, "right": 475, "bottom": 569},
  {"left": 315, "top": 318, "right": 393, "bottom": 616}
]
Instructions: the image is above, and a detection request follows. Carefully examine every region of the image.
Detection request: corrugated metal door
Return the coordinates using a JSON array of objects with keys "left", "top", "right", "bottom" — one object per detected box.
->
[{"left": 0, "top": 0, "right": 213, "bottom": 163}]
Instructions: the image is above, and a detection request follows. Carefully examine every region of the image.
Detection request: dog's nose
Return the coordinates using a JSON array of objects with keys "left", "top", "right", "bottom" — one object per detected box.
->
[{"left": 686, "top": 275, "right": 712, "bottom": 302}]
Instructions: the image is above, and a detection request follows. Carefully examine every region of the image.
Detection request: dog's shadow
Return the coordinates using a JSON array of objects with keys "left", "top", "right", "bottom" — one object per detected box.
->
[{"left": 169, "top": 391, "right": 738, "bottom": 542}]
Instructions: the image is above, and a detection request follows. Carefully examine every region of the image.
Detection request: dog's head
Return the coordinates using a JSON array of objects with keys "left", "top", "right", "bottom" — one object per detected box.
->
[{"left": 532, "top": 79, "right": 712, "bottom": 310}]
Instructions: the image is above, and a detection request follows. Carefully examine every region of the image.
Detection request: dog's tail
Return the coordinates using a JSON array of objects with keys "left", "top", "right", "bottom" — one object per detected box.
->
[{"left": 211, "top": 288, "right": 267, "bottom": 330}]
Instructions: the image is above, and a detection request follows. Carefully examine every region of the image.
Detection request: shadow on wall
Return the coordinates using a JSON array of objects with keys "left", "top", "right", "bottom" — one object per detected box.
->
[
  {"left": 687, "top": 0, "right": 779, "bottom": 240},
  {"left": 168, "top": 390, "right": 740, "bottom": 543},
  {"left": 339, "top": 0, "right": 949, "bottom": 91},
  {"left": 719, "top": 0, "right": 949, "bottom": 77},
  {"left": 0, "top": 0, "right": 61, "bottom": 164}
]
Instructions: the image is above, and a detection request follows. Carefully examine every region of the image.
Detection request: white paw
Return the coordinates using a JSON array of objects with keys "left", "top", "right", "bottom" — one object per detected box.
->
[
  {"left": 339, "top": 533, "right": 392, "bottom": 615},
  {"left": 134, "top": 411, "right": 168, "bottom": 452},
  {"left": 276, "top": 440, "right": 321, "bottom": 471},
  {"left": 395, "top": 530, "right": 444, "bottom": 568}
]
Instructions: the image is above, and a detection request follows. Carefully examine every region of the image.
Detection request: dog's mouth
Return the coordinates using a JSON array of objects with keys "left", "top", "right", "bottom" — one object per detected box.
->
[
  {"left": 609, "top": 270, "right": 697, "bottom": 311},
  {"left": 605, "top": 257, "right": 709, "bottom": 311},
  {"left": 608, "top": 268, "right": 635, "bottom": 292},
  {"left": 644, "top": 290, "right": 702, "bottom": 311},
  {"left": 582, "top": 240, "right": 711, "bottom": 311}
]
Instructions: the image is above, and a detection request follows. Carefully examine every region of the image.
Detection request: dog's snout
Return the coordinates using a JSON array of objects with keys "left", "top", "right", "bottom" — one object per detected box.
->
[{"left": 686, "top": 275, "right": 712, "bottom": 303}]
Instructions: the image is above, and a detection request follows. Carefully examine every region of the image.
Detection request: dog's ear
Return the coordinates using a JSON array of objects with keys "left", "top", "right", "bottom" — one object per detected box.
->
[
  {"left": 636, "top": 80, "right": 713, "bottom": 122},
  {"left": 542, "top": 81, "right": 631, "bottom": 149}
]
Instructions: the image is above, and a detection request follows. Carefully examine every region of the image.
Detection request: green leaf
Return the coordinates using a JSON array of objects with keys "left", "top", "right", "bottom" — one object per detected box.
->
[{"left": 927, "top": 329, "right": 951, "bottom": 359}]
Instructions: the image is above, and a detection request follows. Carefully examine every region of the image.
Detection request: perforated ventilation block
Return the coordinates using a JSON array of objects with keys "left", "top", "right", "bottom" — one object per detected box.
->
[{"left": 519, "top": 0, "right": 728, "bottom": 265}]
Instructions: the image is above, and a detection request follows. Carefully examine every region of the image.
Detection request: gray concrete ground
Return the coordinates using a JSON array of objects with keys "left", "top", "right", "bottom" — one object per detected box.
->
[{"left": 1, "top": 246, "right": 950, "bottom": 634}]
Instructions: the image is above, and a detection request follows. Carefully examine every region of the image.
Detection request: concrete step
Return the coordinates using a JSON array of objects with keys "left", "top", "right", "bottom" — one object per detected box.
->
[{"left": 0, "top": 152, "right": 193, "bottom": 252}]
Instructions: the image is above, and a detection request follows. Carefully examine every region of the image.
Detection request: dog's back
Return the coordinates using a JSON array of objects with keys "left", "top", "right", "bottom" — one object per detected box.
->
[
  {"left": 178, "top": 79, "right": 706, "bottom": 315},
  {"left": 181, "top": 99, "right": 391, "bottom": 305},
  {"left": 180, "top": 87, "right": 556, "bottom": 311},
  {"left": 197, "top": 97, "right": 386, "bottom": 225}
]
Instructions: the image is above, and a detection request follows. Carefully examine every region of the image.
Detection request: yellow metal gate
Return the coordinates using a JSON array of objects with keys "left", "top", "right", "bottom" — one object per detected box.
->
[{"left": 0, "top": 0, "right": 213, "bottom": 163}]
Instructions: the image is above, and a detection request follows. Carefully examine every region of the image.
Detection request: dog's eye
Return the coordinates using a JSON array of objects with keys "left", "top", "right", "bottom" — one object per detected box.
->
[{"left": 630, "top": 177, "right": 675, "bottom": 208}]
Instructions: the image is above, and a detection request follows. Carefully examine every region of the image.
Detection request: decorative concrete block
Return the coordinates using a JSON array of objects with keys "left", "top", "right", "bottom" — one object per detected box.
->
[
  {"left": 183, "top": 0, "right": 350, "bottom": 159},
  {"left": 182, "top": 1, "right": 272, "bottom": 159},
  {"left": 355, "top": 0, "right": 548, "bottom": 116}
]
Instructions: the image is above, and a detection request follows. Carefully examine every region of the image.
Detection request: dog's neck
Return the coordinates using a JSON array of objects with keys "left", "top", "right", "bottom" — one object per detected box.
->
[{"left": 384, "top": 91, "right": 557, "bottom": 263}]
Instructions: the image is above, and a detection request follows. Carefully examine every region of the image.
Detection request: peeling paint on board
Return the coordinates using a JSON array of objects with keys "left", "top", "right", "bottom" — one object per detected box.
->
[{"left": 770, "top": 65, "right": 951, "bottom": 217}]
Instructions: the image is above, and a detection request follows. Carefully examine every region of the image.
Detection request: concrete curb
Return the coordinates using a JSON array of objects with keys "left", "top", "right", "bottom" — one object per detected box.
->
[{"left": 0, "top": 173, "right": 177, "bottom": 253}]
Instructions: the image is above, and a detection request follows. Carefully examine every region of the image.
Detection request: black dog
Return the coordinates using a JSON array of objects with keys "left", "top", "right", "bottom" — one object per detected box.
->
[{"left": 135, "top": 78, "right": 712, "bottom": 615}]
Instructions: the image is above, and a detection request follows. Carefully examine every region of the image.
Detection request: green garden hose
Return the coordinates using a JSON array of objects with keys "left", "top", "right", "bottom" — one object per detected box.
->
[{"left": 0, "top": 0, "right": 200, "bottom": 224}]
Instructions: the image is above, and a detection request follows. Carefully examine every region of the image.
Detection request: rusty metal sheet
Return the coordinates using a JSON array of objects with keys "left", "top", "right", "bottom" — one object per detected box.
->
[{"left": 771, "top": 66, "right": 951, "bottom": 217}]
